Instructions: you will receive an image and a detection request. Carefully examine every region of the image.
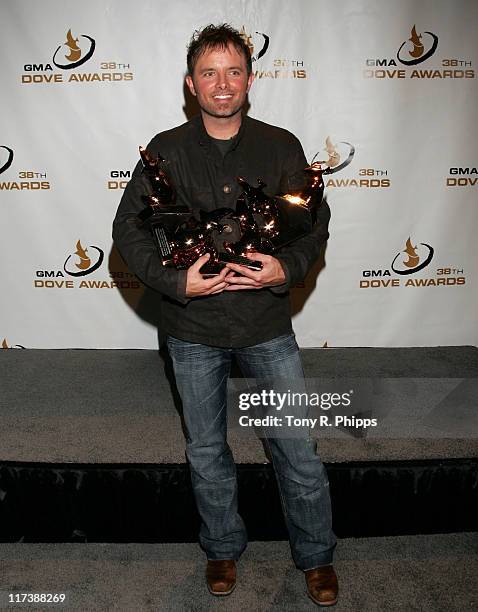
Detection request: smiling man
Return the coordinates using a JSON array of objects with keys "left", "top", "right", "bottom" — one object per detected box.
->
[
  {"left": 185, "top": 42, "right": 252, "bottom": 126},
  {"left": 113, "top": 24, "right": 337, "bottom": 607}
]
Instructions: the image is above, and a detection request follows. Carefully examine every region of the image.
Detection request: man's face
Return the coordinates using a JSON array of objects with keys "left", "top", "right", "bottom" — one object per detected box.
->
[{"left": 186, "top": 43, "right": 254, "bottom": 121}]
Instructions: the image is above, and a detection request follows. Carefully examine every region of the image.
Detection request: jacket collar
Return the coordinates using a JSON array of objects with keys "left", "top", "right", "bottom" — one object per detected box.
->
[{"left": 194, "top": 113, "right": 247, "bottom": 152}]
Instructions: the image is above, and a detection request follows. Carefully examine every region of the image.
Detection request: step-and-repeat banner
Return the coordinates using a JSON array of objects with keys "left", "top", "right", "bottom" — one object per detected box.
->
[{"left": 1, "top": 0, "right": 477, "bottom": 348}]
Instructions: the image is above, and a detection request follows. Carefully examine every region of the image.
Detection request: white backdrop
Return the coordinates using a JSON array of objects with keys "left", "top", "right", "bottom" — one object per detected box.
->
[{"left": 1, "top": 0, "right": 477, "bottom": 348}]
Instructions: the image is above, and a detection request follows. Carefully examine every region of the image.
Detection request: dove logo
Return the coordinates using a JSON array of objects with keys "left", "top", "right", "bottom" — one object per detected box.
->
[
  {"left": 63, "top": 240, "right": 104, "bottom": 277},
  {"left": 53, "top": 29, "right": 96, "bottom": 69}
]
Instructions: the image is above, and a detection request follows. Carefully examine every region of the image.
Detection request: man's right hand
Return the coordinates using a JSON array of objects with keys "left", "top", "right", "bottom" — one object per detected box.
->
[{"left": 185, "top": 253, "right": 229, "bottom": 297}]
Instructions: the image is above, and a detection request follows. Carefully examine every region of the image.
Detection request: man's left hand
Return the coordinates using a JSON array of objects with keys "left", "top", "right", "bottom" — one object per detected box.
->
[{"left": 224, "top": 252, "right": 286, "bottom": 290}]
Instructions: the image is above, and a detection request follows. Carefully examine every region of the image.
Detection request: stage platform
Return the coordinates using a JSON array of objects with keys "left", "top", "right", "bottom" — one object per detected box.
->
[
  {"left": 1, "top": 346, "right": 477, "bottom": 463},
  {"left": 1, "top": 347, "right": 477, "bottom": 542}
]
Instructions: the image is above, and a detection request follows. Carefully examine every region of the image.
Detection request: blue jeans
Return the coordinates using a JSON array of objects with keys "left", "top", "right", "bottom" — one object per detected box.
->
[{"left": 166, "top": 332, "right": 336, "bottom": 570}]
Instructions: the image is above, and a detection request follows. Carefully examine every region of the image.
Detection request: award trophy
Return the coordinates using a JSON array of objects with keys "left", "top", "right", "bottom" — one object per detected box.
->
[
  {"left": 136, "top": 147, "right": 263, "bottom": 275},
  {"left": 136, "top": 147, "right": 325, "bottom": 275},
  {"left": 223, "top": 162, "right": 326, "bottom": 257},
  {"left": 136, "top": 147, "right": 191, "bottom": 267}
]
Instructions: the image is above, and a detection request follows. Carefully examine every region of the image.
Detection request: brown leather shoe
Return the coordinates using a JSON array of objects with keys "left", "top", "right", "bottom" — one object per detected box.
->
[
  {"left": 206, "top": 560, "right": 236, "bottom": 596},
  {"left": 305, "top": 565, "right": 338, "bottom": 606}
]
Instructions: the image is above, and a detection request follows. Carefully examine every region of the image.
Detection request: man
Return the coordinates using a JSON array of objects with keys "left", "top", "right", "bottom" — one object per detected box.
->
[{"left": 113, "top": 24, "right": 338, "bottom": 607}]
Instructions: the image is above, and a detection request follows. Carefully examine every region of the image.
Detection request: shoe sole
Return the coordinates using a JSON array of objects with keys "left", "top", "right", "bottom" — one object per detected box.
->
[
  {"left": 307, "top": 590, "right": 338, "bottom": 607},
  {"left": 207, "top": 582, "right": 236, "bottom": 596}
]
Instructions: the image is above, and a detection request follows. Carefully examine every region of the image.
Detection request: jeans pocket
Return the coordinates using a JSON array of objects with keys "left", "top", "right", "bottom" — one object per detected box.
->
[{"left": 167, "top": 336, "right": 203, "bottom": 360}]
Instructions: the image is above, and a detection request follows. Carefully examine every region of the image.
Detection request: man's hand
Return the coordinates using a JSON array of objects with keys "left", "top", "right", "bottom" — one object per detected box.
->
[
  {"left": 224, "top": 252, "right": 286, "bottom": 291},
  {"left": 185, "top": 253, "right": 229, "bottom": 297}
]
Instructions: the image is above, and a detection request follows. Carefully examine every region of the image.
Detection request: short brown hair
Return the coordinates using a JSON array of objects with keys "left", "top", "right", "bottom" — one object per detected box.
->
[{"left": 187, "top": 24, "right": 252, "bottom": 76}]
